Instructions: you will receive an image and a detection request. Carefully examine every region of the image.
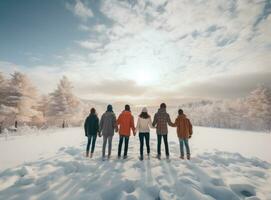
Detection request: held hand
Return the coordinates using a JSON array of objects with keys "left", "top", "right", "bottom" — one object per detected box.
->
[{"left": 132, "top": 130, "right": 136, "bottom": 136}]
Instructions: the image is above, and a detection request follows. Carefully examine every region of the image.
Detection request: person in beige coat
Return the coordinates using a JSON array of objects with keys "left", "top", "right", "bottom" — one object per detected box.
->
[{"left": 135, "top": 107, "right": 154, "bottom": 160}]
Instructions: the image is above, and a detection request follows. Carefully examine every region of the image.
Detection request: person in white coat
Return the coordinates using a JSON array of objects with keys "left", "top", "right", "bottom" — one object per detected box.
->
[{"left": 135, "top": 107, "right": 154, "bottom": 160}]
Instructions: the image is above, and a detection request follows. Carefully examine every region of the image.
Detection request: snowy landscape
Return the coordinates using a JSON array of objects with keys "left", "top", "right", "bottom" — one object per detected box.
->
[
  {"left": 0, "top": 126, "right": 270, "bottom": 200},
  {"left": 1, "top": 0, "right": 271, "bottom": 199},
  {"left": 1, "top": 71, "right": 271, "bottom": 133}
]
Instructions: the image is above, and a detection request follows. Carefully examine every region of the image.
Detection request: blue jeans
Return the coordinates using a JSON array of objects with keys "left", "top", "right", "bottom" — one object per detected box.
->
[
  {"left": 179, "top": 139, "right": 190, "bottom": 157},
  {"left": 86, "top": 135, "right": 97, "bottom": 153}
]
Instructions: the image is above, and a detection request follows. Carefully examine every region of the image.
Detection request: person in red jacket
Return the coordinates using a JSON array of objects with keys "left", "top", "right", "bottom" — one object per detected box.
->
[{"left": 117, "top": 104, "right": 135, "bottom": 159}]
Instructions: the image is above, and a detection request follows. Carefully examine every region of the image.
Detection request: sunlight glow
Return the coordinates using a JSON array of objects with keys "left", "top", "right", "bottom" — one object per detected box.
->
[{"left": 135, "top": 69, "right": 155, "bottom": 85}]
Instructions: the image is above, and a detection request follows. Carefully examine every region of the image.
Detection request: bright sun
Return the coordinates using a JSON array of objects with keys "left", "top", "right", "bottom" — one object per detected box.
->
[{"left": 134, "top": 69, "right": 156, "bottom": 85}]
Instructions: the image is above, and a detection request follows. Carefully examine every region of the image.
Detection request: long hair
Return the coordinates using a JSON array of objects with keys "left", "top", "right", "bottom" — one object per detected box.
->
[{"left": 139, "top": 112, "right": 150, "bottom": 119}]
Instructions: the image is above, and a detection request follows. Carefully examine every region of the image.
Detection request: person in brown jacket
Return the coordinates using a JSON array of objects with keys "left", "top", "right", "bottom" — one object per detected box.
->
[{"left": 173, "top": 109, "right": 193, "bottom": 160}]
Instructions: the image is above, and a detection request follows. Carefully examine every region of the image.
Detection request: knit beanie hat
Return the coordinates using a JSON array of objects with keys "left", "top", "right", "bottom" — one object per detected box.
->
[{"left": 142, "top": 107, "right": 148, "bottom": 113}]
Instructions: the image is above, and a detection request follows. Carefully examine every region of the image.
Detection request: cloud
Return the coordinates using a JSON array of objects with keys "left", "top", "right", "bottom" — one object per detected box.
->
[
  {"left": 66, "top": 0, "right": 93, "bottom": 21},
  {"left": 81, "top": 79, "right": 148, "bottom": 96},
  {"left": 179, "top": 72, "right": 271, "bottom": 99},
  {"left": 215, "top": 34, "right": 239, "bottom": 47},
  {"left": 253, "top": 0, "right": 271, "bottom": 28},
  {"left": 2, "top": 0, "right": 271, "bottom": 105},
  {"left": 78, "top": 24, "right": 90, "bottom": 31},
  {"left": 76, "top": 40, "right": 103, "bottom": 50},
  {"left": 36, "top": 0, "right": 271, "bottom": 97}
]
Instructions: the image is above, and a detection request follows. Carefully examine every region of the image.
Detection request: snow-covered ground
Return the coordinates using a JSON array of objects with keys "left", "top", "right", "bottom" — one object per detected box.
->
[{"left": 0, "top": 127, "right": 270, "bottom": 200}]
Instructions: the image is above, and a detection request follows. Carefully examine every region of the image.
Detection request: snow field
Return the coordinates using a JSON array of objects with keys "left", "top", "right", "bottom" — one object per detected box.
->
[{"left": 0, "top": 127, "right": 271, "bottom": 200}]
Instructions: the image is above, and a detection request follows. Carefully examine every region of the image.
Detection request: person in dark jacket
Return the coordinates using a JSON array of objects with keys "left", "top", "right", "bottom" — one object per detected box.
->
[
  {"left": 153, "top": 103, "right": 174, "bottom": 159},
  {"left": 84, "top": 108, "right": 99, "bottom": 158}
]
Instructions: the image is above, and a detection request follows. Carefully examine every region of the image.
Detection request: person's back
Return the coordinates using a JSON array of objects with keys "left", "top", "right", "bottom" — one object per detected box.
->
[
  {"left": 153, "top": 107, "right": 172, "bottom": 134},
  {"left": 117, "top": 111, "right": 135, "bottom": 136},
  {"left": 136, "top": 107, "right": 153, "bottom": 160},
  {"left": 84, "top": 108, "right": 99, "bottom": 158},
  {"left": 173, "top": 109, "right": 193, "bottom": 160},
  {"left": 175, "top": 114, "right": 192, "bottom": 139},
  {"left": 137, "top": 117, "right": 152, "bottom": 133},
  {"left": 85, "top": 114, "right": 99, "bottom": 136},
  {"left": 100, "top": 105, "right": 117, "bottom": 160},
  {"left": 117, "top": 105, "right": 135, "bottom": 159},
  {"left": 100, "top": 111, "right": 116, "bottom": 137},
  {"left": 152, "top": 103, "right": 173, "bottom": 159}
]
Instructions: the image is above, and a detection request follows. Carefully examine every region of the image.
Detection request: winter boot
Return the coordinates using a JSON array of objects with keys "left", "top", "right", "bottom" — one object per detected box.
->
[
  {"left": 180, "top": 155, "right": 184, "bottom": 159},
  {"left": 187, "top": 154, "right": 190, "bottom": 160},
  {"left": 90, "top": 153, "right": 93, "bottom": 158},
  {"left": 86, "top": 151, "right": 89, "bottom": 157}
]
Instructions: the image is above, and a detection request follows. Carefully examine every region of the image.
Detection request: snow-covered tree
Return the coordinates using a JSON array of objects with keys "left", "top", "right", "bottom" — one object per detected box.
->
[
  {"left": 47, "top": 76, "right": 83, "bottom": 126},
  {"left": 0, "top": 72, "right": 15, "bottom": 125},
  {"left": 0, "top": 72, "right": 8, "bottom": 106},
  {"left": 37, "top": 95, "right": 49, "bottom": 118},
  {"left": 3, "top": 72, "right": 42, "bottom": 126},
  {"left": 246, "top": 85, "right": 271, "bottom": 131}
]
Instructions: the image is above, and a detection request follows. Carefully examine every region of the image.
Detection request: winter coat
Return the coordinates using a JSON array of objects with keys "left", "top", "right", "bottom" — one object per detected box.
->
[
  {"left": 153, "top": 108, "right": 173, "bottom": 135},
  {"left": 136, "top": 116, "right": 154, "bottom": 133},
  {"left": 84, "top": 114, "right": 99, "bottom": 137},
  {"left": 100, "top": 111, "right": 117, "bottom": 137},
  {"left": 117, "top": 111, "right": 135, "bottom": 136},
  {"left": 173, "top": 114, "right": 193, "bottom": 139}
]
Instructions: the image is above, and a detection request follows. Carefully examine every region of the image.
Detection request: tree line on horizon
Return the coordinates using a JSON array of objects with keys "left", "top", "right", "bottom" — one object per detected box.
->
[
  {"left": 0, "top": 71, "right": 270, "bottom": 132},
  {"left": 0, "top": 71, "right": 85, "bottom": 130}
]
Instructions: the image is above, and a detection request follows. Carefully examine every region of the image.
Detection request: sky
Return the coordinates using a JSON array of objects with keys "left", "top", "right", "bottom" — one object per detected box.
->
[{"left": 0, "top": 0, "right": 270, "bottom": 105}]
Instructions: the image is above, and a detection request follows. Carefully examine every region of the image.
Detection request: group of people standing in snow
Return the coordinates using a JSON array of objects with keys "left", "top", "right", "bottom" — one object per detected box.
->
[{"left": 84, "top": 103, "right": 193, "bottom": 161}]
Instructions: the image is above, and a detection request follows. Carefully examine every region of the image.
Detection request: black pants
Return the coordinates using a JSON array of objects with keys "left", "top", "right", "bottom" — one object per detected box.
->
[
  {"left": 157, "top": 134, "right": 169, "bottom": 156},
  {"left": 118, "top": 135, "right": 130, "bottom": 157},
  {"left": 86, "top": 135, "right": 97, "bottom": 153},
  {"left": 139, "top": 132, "right": 150, "bottom": 156}
]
